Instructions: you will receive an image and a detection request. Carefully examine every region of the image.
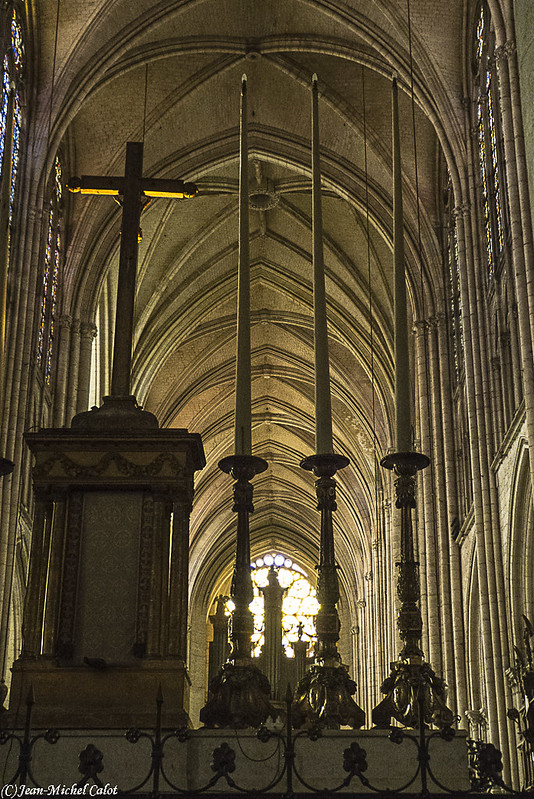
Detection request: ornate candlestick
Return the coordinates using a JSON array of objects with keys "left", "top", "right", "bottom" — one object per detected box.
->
[
  {"left": 200, "top": 454, "right": 276, "bottom": 728},
  {"left": 371, "top": 79, "right": 454, "bottom": 730},
  {"left": 372, "top": 452, "right": 454, "bottom": 728},
  {"left": 199, "top": 78, "right": 276, "bottom": 728},
  {"left": 292, "top": 77, "right": 364, "bottom": 729},
  {"left": 293, "top": 453, "right": 365, "bottom": 728}
]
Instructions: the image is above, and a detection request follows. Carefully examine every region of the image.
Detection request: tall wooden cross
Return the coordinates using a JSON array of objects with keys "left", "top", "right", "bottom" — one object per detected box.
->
[{"left": 67, "top": 141, "right": 197, "bottom": 397}]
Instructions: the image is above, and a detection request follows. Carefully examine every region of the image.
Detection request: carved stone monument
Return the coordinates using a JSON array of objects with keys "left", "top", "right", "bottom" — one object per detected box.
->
[{"left": 8, "top": 423, "right": 204, "bottom": 728}]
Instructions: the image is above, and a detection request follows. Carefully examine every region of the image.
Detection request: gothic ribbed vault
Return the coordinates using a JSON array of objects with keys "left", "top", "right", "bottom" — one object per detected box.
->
[{"left": 27, "top": 0, "right": 474, "bottom": 719}]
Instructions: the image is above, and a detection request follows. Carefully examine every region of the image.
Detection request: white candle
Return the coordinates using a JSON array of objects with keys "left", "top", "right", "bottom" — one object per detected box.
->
[
  {"left": 311, "top": 74, "right": 334, "bottom": 455},
  {"left": 392, "top": 78, "right": 411, "bottom": 452},
  {"left": 234, "top": 75, "right": 252, "bottom": 455}
]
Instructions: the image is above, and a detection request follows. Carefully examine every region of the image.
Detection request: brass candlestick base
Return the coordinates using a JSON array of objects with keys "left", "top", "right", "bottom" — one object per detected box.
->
[
  {"left": 372, "top": 660, "right": 454, "bottom": 728},
  {"left": 293, "top": 663, "right": 365, "bottom": 729},
  {"left": 200, "top": 660, "right": 275, "bottom": 729},
  {"left": 292, "top": 453, "right": 365, "bottom": 729},
  {"left": 372, "top": 451, "right": 454, "bottom": 729},
  {"left": 200, "top": 454, "right": 277, "bottom": 728}
]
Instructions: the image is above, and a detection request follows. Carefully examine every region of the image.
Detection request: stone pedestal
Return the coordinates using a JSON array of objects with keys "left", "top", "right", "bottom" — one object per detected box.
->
[{"left": 7, "top": 425, "right": 205, "bottom": 729}]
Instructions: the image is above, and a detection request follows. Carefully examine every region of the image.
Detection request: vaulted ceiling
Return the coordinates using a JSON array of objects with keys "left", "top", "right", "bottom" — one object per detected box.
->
[{"left": 33, "top": 0, "right": 468, "bottom": 609}]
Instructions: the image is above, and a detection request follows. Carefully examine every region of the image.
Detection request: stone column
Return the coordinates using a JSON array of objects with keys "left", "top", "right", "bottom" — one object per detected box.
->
[
  {"left": 428, "top": 314, "right": 456, "bottom": 700},
  {"left": 21, "top": 493, "right": 52, "bottom": 657},
  {"left": 371, "top": 535, "right": 383, "bottom": 706},
  {"left": 490, "top": 354, "right": 505, "bottom": 443},
  {"left": 76, "top": 322, "right": 97, "bottom": 414},
  {"left": 208, "top": 597, "right": 229, "bottom": 686},
  {"left": 435, "top": 311, "right": 469, "bottom": 717},
  {"left": 509, "top": 301, "right": 523, "bottom": 408},
  {"left": 455, "top": 197, "right": 511, "bottom": 773},
  {"left": 294, "top": 635, "right": 307, "bottom": 687},
  {"left": 413, "top": 318, "right": 440, "bottom": 668},
  {"left": 500, "top": 331, "right": 514, "bottom": 429},
  {"left": 496, "top": 40, "right": 534, "bottom": 493},
  {"left": 146, "top": 494, "right": 167, "bottom": 657},
  {"left": 261, "top": 566, "right": 284, "bottom": 700},
  {"left": 65, "top": 320, "right": 81, "bottom": 425},
  {"left": 52, "top": 315, "right": 72, "bottom": 427},
  {"left": 168, "top": 499, "right": 191, "bottom": 660},
  {"left": 42, "top": 492, "right": 67, "bottom": 656}
]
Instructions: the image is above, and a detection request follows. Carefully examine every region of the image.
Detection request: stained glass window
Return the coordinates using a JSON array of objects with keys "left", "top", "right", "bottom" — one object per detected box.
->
[
  {"left": 449, "top": 221, "right": 464, "bottom": 381},
  {"left": 226, "top": 553, "right": 318, "bottom": 659},
  {"left": 475, "top": 2, "right": 506, "bottom": 276},
  {"left": 10, "top": 9, "right": 23, "bottom": 68},
  {"left": 38, "top": 156, "right": 62, "bottom": 383},
  {"left": 0, "top": 9, "right": 23, "bottom": 217}
]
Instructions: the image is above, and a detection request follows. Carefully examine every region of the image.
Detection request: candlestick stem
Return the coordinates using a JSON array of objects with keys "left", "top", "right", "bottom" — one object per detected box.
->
[{"left": 293, "top": 453, "right": 365, "bottom": 729}]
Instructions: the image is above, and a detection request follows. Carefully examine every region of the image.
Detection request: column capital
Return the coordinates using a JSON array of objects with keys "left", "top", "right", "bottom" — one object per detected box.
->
[
  {"left": 433, "top": 312, "right": 447, "bottom": 329},
  {"left": 413, "top": 318, "right": 431, "bottom": 336},
  {"left": 58, "top": 314, "right": 73, "bottom": 330},
  {"left": 494, "top": 40, "right": 516, "bottom": 63},
  {"left": 453, "top": 202, "right": 471, "bottom": 220},
  {"left": 80, "top": 321, "right": 97, "bottom": 341}
]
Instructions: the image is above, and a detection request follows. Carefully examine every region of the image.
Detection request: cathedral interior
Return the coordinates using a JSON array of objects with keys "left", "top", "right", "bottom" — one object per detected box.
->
[{"left": 1, "top": 0, "right": 534, "bottom": 791}]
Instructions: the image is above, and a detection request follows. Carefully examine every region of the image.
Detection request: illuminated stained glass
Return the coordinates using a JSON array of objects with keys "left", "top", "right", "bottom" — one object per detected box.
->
[
  {"left": 0, "top": 60, "right": 8, "bottom": 166},
  {"left": 10, "top": 10, "right": 23, "bottom": 68},
  {"left": 0, "top": 58, "right": 20, "bottom": 206},
  {"left": 0, "top": 6, "right": 23, "bottom": 217},
  {"left": 487, "top": 81, "right": 505, "bottom": 252},
  {"left": 45, "top": 230, "right": 60, "bottom": 380},
  {"left": 38, "top": 157, "right": 62, "bottom": 383},
  {"left": 476, "top": 6, "right": 485, "bottom": 61},
  {"left": 478, "top": 101, "right": 494, "bottom": 273},
  {"left": 448, "top": 213, "right": 464, "bottom": 381},
  {"left": 228, "top": 553, "right": 318, "bottom": 659},
  {"left": 475, "top": 3, "right": 507, "bottom": 275},
  {"left": 54, "top": 157, "right": 62, "bottom": 201},
  {"left": 38, "top": 211, "right": 54, "bottom": 366}
]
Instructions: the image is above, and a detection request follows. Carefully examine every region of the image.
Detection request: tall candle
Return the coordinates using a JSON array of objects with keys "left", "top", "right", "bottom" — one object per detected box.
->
[
  {"left": 392, "top": 78, "right": 412, "bottom": 452},
  {"left": 234, "top": 75, "right": 252, "bottom": 455},
  {"left": 311, "top": 74, "right": 334, "bottom": 455}
]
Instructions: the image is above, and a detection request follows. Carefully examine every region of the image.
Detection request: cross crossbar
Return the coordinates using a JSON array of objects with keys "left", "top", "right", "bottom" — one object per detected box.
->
[
  {"left": 68, "top": 141, "right": 197, "bottom": 399},
  {"left": 67, "top": 175, "right": 197, "bottom": 199}
]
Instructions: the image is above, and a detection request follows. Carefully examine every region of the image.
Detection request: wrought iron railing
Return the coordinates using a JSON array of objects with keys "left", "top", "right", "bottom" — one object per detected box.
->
[{"left": 0, "top": 686, "right": 523, "bottom": 797}]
